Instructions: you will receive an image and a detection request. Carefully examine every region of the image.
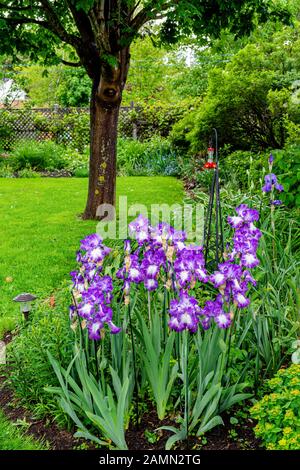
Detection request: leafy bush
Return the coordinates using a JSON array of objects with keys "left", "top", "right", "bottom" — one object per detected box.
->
[
  {"left": 221, "top": 150, "right": 267, "bottom": 194},
  {"left": 250, "top": 365, "right": 300, "bottom": 450},
  {"left": 60, "top": 147, "right": 89, "bottom": 174},
  {"left": 11, "top": 140, "right": 67, "bottom": 171},
  {"left": 171, "top": 24, "right": 300, "bottom": 153},
  {"left": 272, "top": 145, "right": 300, "bottom": 208},
  {"left": 73, "top": 166, "right": 89, "bottom": 177},
  {"left": 17, "top": 167, "right": 41, "bottom": 178},
  {"left": 119, "top": 101, "right": 190, "bottom": 141},
  {"left": 7, "top": 287, "right": 73, "bottom": 422},
  {"left": 117, "top": 136, "right": 179, "bottom": 176},
  {"left": 0, "top": 163, "right": 14, "bottom": 177}
]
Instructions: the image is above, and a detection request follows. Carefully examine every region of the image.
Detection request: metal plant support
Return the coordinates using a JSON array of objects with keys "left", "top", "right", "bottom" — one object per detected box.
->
[{"left": 203, "top": 128, "right": 225, "bottom": 269}]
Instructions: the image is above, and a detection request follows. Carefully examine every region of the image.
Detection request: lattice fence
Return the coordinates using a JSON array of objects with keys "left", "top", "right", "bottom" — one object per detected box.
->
[{"left": 0, "top": 104, "right": 139, "bottom": 151}]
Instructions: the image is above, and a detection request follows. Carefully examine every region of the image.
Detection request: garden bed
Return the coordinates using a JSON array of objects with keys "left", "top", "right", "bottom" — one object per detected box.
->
[{"left": 0, "top": 364, "right": 260, "bottom": 451}]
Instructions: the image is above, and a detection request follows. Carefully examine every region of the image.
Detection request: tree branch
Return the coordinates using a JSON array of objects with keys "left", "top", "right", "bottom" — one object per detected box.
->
[
  {"left": 130, "top": 0, "right": 178, "bottom": 31},
  {"left": 65, "top": 0, "right": 95, "bottom": 43},
  {"left": 0, "top": 16, "right": 48, "bottom": 27},
  {"left": 38, "top": 0, "right": 81, "bottom": 48},
  {"left": 0, "top": 3, "right": 32, "bottom": 11},
  {"left": 61, "top": 59, "right": 82, "bottom": 67}
]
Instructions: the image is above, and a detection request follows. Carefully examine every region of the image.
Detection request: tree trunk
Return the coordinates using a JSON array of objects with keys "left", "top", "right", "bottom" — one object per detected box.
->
[
  {"left": 83, "top": 49, "right": 130, "bottom": 220},
  {"left": 83, "top": 82, "right": 120, "bottom": 219}
]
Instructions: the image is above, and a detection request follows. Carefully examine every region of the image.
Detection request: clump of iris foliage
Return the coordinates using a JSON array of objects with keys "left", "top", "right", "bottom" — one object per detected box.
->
[{"left": 47, "top": 199, "right": 262, "bottom": 449}]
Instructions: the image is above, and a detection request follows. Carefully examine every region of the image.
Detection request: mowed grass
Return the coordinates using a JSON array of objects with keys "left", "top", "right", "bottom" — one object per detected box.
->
[
  {"left": 0, "top": 177, "right": 183, "bottom": 332},
  {"left": 0, "top": 411, "right": 44, "bottom": 450}
]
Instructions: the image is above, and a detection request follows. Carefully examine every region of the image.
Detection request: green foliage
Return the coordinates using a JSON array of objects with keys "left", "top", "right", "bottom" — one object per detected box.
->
[
  {"left": 60, "top": 147, "right": 89, "bottom": 174},
  {"left": 250, "top": 365, "right": 300, "bottom": 450},
  {"left": 11, "top": 140, "right": 66, "bottom": 171},
  {"left": 47, "top": 346, "right": 133, "bottom": 450},
  {"left": 123, "top": 36, "right": 179, "bottom": 105},
  {"left": 7, "top": 288, "right": 73, "bottom": 420},
  {"left": 120, "top": 101, "right": 189, "bottom": 141},
  {"left": 172, "top": 23, "right": 300, "bottom": 152},
  {"left": 222, "top": 150, "right": 266, "bottom": 192},
  {"left": 0, "top": 163, "right": 14, "bottom": 177},
  {"left": 220, "top": 144, "right": 300, "bottom": 208},
  {"left": 0, "top": 411, "right": 44, "bottom": 450},
  {"left": 162, "top": 327, "right": 252, "bottom": 449},
  {"left": 136, "top": 310, "right": 179, "bottom": 420},
  {"left": 272, "top": 145, "right": 300, "bottom": 208},
  {"left": 17, "top": 167, "right": 41, "bottom": 178},
  {"left": 117, "top": 137, "right": 179, "bottom": 176},
  {"left": 55, "top": 68, "right": 91, "bottom": 107}
]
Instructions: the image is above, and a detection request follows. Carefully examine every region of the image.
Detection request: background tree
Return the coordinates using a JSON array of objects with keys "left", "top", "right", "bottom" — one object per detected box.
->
[
  {"left": 171, "top": 21, "right": 300, "bottom": 152},
  {"left": 0, "top": 0, "right": 291, "bottom": 219}
]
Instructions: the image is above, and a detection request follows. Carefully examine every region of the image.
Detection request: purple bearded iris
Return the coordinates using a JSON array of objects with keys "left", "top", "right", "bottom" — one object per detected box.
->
[
  {"left": 174, "top": 245, "right": 208, "bottom": 288},
  {"left": 262, "top": 155, "right": 284, "bottom": 202},
  {"left": 200, "top": 203, "right": 262, "bottom": 329},
  {"left": 128, "top": 214, "right": 150, "bottom": 245},
  {"left": 168, "top": 292, "right": 201, "bottom": 333},
  {"left": 70, "top": 234, "right": 120, "bottom": 340},
  {"left": 199, "top": 295, "right": 231, "bottom": 330}
]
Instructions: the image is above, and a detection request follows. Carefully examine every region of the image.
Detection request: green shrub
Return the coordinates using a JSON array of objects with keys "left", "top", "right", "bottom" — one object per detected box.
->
[
  {"left": 250, "top": 365, "right": 300, "bottom": 450},
  {"left": 117, "top": 136, "right": 179, "bottom": 176},
  {"left": 11, "top": 140, "right": 66, "bottom": 171},
  {"left": 222, "top": 150, "right": 267, "bottom": 192},
  {"left": 7, "top": 287, "right": 73, "bottom": 422},
  {"left": 17, "top": 167, "right": 41, "bottom": 178},
  {"left": 272, "top": 145, "right": 300, "bottom": 208},
  {"left": 119, "top": 101, "right": 190, "bottom": 141},
  {"left": 0, "top": 163, "right": 14, "bottom": 177},
  {"left": 61, "top": 146, "right": 89, "bottom": 174},
  {"left": 74, "top": 166, "right": 89, "bottom": 177}
]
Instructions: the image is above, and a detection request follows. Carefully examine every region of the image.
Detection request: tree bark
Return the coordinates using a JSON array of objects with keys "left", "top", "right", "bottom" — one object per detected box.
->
[
  {"left": 83, "top": 49, "right": 130, "bottom": 220},
  {"left": 83, "top": 82, "right": 119, "bottom": 219}
]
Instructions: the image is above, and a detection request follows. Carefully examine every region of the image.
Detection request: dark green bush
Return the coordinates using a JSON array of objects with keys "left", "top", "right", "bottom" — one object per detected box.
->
[
  {"left": 119, "top": 101, "right": 191, "bottom": 141},
  {"left": 11, "top": 140, "right": 66, "bottom": 171}
]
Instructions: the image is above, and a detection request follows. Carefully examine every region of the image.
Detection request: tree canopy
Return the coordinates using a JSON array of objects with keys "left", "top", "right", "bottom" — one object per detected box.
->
[{"left": 0, "top": 1, "right": 291, "bottom": 76}]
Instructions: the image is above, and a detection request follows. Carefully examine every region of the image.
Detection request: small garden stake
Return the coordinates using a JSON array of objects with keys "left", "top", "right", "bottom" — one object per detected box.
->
[{"left": 203, "top": 128, "right": 224, "bottom": 270}]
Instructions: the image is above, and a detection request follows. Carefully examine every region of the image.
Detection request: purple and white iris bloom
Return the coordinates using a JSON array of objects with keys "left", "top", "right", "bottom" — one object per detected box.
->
[
  {"left": 71, "top": 234, "right": 120, "bottom": 340},
  {"left": 168, "top": 292, "right": 201, "bottom": 333},
  {"left": 72, "top": 206, "right": 261, "bottom": 339}
]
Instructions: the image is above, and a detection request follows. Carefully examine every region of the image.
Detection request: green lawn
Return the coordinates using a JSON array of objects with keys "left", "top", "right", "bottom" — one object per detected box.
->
[
  {"left": 0, "top": 410, "right": 44, "bottom": 450},
  {"left": 0, "top": 177, "right": 183, "bottom": 333}
]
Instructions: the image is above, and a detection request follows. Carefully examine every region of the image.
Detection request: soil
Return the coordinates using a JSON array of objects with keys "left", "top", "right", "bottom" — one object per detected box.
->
[{"left": 126, "top": 408, "right": 261, "bottom": 451}]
